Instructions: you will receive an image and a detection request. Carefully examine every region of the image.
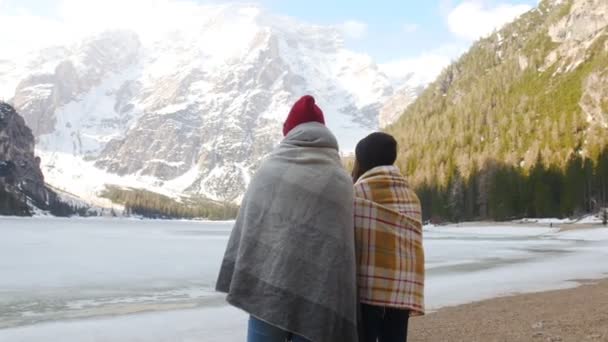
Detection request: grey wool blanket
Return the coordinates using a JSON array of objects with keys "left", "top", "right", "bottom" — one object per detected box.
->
[{"left": 216, "top": 122, "right": 358, "bottom": 342}]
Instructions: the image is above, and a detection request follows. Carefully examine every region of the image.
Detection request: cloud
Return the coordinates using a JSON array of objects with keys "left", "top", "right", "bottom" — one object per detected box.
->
[
  {"left": 340, "top": 20, "right": 368, "bottom": 40},
  {"left": 1, "top": 1, "right": 373, "bottom": 58},
  {"left": 0, "top": 0, "right": 257, "bottom": 59},
  {"left": 447, "top": 1, "right": 532, "bottom": 41},
  {"left": 380, "top": 44, "right": 466, "bottom": 87},
  {"left": 56, "top": 0, "right": 218, "bottom": 41},
  {"left": 0, "top": 12, "right": 70, "bottom": 59},
  {"left": 402, "top": 23, "right": 419, "bottom": 34},
  {"left": 440, "top": 0, "right": 455, "bottom": 15}
]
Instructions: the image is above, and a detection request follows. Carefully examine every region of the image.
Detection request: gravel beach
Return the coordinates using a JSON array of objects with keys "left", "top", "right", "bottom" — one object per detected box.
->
[{"left": 410, "top": 279, "right": 608, "bottom": 342}]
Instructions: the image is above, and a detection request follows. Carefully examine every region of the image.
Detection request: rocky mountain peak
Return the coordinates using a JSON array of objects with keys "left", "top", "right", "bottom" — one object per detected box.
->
[
  {"left": 0, "top": 5, "right": 422, "bottom": 204},
  {"left": 76, "top": 30, "right": 141, "bottom": 81},
  {"left": 0, "top": 102, "right": 55, "bottom": 213}
]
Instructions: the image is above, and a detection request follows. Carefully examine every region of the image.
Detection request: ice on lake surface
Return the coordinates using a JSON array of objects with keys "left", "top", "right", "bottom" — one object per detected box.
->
[{"left": 1, "top": 217, "right": 608, "bottom": 342}]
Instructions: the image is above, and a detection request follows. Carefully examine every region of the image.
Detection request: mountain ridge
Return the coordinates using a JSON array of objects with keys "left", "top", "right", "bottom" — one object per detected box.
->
[
  {"left": 0, "top": 5, "right": 426, "bottom": 204},
  {"left": 0, "top": 102, "right": 74, "bottom": 215},
  {"left": 387, "top": 0, "right": 608, "bottom": 220}
]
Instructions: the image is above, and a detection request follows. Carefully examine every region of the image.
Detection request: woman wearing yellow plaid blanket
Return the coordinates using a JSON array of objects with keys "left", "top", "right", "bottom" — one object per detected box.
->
[{"left": 352, "top": 132, "right": 425, "bottom": 342}]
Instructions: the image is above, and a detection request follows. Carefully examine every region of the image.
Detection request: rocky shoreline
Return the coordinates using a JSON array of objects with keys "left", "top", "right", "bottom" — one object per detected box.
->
[{"left": 410, "top": 279, "right": 608, "bottom": 342}]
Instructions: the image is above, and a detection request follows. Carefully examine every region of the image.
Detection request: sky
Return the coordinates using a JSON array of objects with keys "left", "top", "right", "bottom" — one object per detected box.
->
[{"left": 0, "top": 0, "right": 537, "bottom": 82}]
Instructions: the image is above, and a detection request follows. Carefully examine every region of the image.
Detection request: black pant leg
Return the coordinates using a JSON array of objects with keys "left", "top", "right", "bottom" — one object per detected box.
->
[
  {"left": 360, "top": 304, "right": 384, "bottom": 342},
  {"left": 379, "top": 308, "right": 410, "bottom": 342}
]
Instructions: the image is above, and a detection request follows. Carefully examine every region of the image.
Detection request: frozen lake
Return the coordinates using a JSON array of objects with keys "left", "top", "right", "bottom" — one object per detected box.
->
[{"left": 1, "top": 217, "right": 607, "bottom": 341}]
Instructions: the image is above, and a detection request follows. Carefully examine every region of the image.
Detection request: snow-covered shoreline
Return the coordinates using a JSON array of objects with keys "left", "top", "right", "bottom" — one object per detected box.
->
[
  {"left": 9, "top": 211, "right": 606, "bottom": 227},
  {"left": 2, "top": 215, "right": 236, "bottom": 224},
  {"left": 1, "top": 218, "right": 607, "bottom": 341}
]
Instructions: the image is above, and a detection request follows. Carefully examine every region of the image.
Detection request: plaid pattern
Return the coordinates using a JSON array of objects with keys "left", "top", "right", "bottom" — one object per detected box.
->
[{"left": 354, "top": 165, "right": 425, "bottom": 315}]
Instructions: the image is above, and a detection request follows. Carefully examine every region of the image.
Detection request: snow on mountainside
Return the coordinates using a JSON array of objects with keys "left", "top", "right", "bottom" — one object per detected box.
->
[{"left": 0, "top": 4, "right": 422, "bottom": 202}]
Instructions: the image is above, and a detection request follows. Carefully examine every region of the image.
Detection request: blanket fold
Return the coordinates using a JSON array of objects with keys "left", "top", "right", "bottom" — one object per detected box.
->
[{"left": 354, "top": 165, "right": 425, "bottom": 315}]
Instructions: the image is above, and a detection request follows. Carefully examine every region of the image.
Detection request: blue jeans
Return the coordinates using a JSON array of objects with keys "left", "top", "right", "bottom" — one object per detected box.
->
[{"left": 248, "top": 316, "right": 311, "bottom": 342}]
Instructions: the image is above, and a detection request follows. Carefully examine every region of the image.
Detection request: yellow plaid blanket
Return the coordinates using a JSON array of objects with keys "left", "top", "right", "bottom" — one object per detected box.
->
[{"left": 354, "top": 165, "right": 425, "bottom": 315}]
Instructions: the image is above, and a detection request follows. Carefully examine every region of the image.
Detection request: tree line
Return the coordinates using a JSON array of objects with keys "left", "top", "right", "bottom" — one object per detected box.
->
[
  {"left": 101, "top": 186, "right": 239, "bottom": 220},
  {"left": 0, "top": 186, "right": 91, "bottom": 217},
  {"left": 414, "top": 147, "right": 608, "bottom": 222},
  {"left": 0, "top": 186, "right": 30, "bottom": 216},
  {"left": 1, "top": 161, "right": 89, "bottom": 217}
]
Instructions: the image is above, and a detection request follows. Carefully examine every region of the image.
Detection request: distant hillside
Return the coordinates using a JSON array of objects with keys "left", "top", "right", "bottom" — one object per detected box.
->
[
  {"left": 100, "top": 186, "right": 238, "bottom": 220},
  {"left": 387, "top": 0, "right": 608, "bottom": 221},
  {"left": 0, "top": 102, "right": 76, "bottom": 215}
]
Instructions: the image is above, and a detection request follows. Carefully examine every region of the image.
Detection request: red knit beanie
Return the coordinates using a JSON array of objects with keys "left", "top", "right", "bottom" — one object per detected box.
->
[{"left": 283, "top": 95, "right": 325, "bottom": 136}]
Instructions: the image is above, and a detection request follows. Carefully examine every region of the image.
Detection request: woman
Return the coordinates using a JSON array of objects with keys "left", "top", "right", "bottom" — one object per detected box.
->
[
  {"left": 352, "top": 132, "right": 425, "bottom": 342},
  {"left": 216, "top": 95, "right": 359, "bottom": 342}
]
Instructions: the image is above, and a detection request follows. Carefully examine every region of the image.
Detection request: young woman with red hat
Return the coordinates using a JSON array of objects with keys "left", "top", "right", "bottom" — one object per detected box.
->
[{"left": 217, "top": 95, "right": 359, "bottom": 342}]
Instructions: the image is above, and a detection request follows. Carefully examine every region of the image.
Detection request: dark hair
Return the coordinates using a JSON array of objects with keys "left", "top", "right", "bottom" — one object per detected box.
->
[{"left": 354, "top": 132, "right": 397, "bottom": 180}]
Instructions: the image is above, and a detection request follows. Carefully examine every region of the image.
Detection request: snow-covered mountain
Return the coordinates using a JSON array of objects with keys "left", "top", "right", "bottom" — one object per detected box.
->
[
  {"left": 378, "top": 74, "right": 425, "bottom": 128},
  {"left": 0, "top": 4, "right": 421, "bottom": 203}
]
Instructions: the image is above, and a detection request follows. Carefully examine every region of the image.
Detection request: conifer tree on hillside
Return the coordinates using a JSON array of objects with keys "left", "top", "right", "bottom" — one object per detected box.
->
[
  {"left": 383, "top": 0, "right": 608, "bottom": 221},
  {"left": 101, "top": 186, "right": 239, "bottom": 220}
]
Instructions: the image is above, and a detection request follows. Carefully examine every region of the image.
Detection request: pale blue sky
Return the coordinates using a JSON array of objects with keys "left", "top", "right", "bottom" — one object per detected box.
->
[
  {"left": 0, "top": 0, "right": 537, "bottom": 63},
  {"left": 258, "top": 0, "right": 538, "bottom": 62}
]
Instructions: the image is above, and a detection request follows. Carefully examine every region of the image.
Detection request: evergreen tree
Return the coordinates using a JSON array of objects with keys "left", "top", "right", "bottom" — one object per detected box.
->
[
  {"left": 447, "top": 169, "right": 465, "bottom": 222},
  {"left": 0, "top": 186, "right": 30, "bottom": 216},
  {"left": 380, "top": 0, "right": 608, "bottom": 222},
  {"left": 561, "top": 154, "right": 586, "bottom": 216},
  {"left": 101, "top": 186, "right": 238, "bottom": 220}
]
